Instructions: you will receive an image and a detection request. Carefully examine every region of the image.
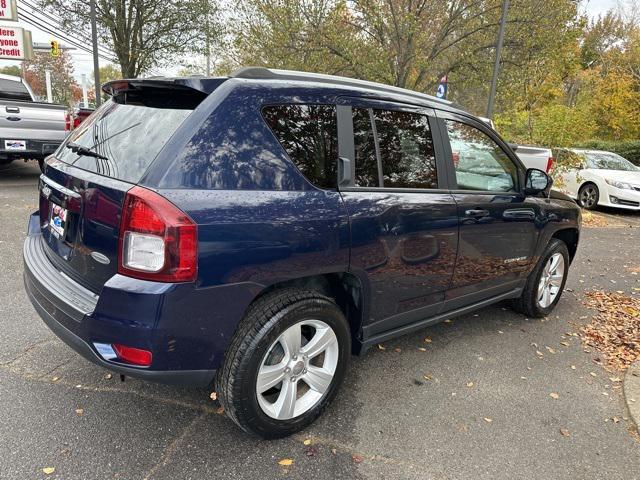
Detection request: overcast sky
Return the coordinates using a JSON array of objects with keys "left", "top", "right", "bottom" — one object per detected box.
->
[{"left": 0, "top": 0, "right": 622, "bottom": 82}]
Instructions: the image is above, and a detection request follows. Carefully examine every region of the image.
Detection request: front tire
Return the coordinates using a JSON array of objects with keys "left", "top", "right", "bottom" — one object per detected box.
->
[
  {"left": 578, "top": 183, "right": 599, "bottom": 210},
  {"left": 512, "top": 239, "right": 569, "bottom": 318},
  {"left": 216, "top": 289, "right": 350, "bottom": 439}
]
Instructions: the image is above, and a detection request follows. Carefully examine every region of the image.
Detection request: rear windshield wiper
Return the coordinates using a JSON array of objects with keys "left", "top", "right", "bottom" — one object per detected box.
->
[{"left": 66, "top": 142, "right": 108, "bottom": 160}]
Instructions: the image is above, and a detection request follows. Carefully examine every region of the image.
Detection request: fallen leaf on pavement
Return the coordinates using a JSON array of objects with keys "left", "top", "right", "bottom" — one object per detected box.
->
[
  {"left": 215, "top": 406, "right": 225, "bottom": 415},
  {"left": 75, "top": 408, "right": 83, "bottom": 416},
  {"left": 423, "top": 374, "right": 433, "bottom": 381},
  {"left": 417, "top": 347, "right": 427, "bottom": 352},
  {"left": 466, "top": 382, "right": 474, "bottom": 388},
  {"left": 303, "top": 439, "right": 312, "bottom": 446},
  {"left": 278, "top": 459, "right": 294, "bottom": 466},
  {"left": 550, "top": 392, "right": 560, "bottom": 399},
  {"left": 51, "top": 377, "right": 59, "bottom": 382},
  {"left": 590, "top": 372, "right": 597, "bottom": 377},
  {"left": 559, "top": 428, "right": 570, "bottom": 437},
  {"left": 305, "top": 446, "right": 317, "bottom": 457},
  {"left": 352, "top": 454, "right": 364, "bottom": 463},
  {"left": 484, "top": 417, "right": 493, "bottom": 423},
  {"left": 377, "top": 344, "right": 386, "bottom": 351},
  {"left": 42, "top": 467, "right": 55, "bottom": 475},
  {"left": 105, "top": 373, "right": 112, "bottom": 380},
  {"left": 580, "top": 291, "right": 640, "bottom": 370},
  {"left": 394, "top": 347, "right": 402, "bottom": 353},
  {"left": 423, "top": 337, "right": 432, "bottom": 343},
  {"left": 209, "top": 392, "right": 217, "bottom": 401},
  {"left": 546, "top": 346, "right": 556, "bottom": 354}
]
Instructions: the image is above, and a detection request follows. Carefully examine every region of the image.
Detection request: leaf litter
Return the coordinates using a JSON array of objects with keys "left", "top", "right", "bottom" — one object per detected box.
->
[{"left": 579, "top": 291, "right": 640, "bottom": 370}]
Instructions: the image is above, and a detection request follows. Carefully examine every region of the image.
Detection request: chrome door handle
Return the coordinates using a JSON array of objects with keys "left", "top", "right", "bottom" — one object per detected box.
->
[{"left": 464, "top": 209, "right": 490, "bottom": 218}]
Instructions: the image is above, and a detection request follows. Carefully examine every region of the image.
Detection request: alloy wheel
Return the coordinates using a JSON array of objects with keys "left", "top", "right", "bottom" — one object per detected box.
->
[
  {"left": 256, "top": 319, "right": 339, "bottom": 420},
  {"left": 579, "top": 185, "right": 598, "bottom": 209},
  {"left": 537, "top": 252, "right": 565, "bottom": 308}
]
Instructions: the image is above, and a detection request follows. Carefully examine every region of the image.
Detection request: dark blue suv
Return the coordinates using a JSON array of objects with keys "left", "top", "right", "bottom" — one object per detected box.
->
[{"left": 23, "top": 67, "right": 581, "bottom": 438}]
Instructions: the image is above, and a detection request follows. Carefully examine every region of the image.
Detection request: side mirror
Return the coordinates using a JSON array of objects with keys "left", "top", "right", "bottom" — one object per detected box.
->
[{"left": 524, "top": 168, "right": 552, "bottom": 196}]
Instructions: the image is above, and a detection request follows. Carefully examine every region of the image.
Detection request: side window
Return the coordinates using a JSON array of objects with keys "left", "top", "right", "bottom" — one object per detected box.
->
[
  {"left": 353, "top": 108, "right": 379, "bottom": 187},
  {"left": 373, "top": 109, "right": 438, "bottom": 189},
  {"left": 445, "top": 120, "right": 518, "bottom": 192},
  {"left": 262, "top": 104, "right": 338, "bottom": 189}
]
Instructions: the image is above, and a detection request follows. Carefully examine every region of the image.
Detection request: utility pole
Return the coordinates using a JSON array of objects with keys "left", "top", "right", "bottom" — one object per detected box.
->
[
  {"left": 90, "top": 0, "right": 101, "bottom": 107},
  {"left": 486, "top": 0, "right": 509, "bottom": 119},
  {"left": 205, "top": 1, "right": 211, "bottom": 75}
]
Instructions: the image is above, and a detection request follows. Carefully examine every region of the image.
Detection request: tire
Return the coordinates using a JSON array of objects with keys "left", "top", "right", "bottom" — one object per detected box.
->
[
  {"left": 216, "top": 289, "right": 350, "bottom": 439},
  {"left": 578, "top": 183, "right": 599, "bottom": 210},
  {"left": 512, "top": 239, "right": 569, "bottom": 318}
]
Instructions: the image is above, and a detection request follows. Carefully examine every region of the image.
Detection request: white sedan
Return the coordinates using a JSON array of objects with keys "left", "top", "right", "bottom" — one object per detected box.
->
[{"left": 555, "top": 149, "right": 640, "bottom": 211}]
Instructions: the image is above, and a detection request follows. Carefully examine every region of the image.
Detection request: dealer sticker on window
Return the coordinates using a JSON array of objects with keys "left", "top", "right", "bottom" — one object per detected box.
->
[
  {"left": 49, "top": 204, "right": 67, "bottom": 238},
  {"left": 5, "top": 140, "right": 26, "bottom": 151}
]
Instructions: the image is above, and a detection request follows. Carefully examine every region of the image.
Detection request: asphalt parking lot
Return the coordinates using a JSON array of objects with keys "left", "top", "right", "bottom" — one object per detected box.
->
[{"left": 1, "top": 161, "right": 639, "bottom": 480}]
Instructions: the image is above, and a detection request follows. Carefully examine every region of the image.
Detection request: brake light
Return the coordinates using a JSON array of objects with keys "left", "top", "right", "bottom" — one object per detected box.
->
[
  {"left": 118, "top": 186, "right": 197, "bottom": 282},
  {"left": 546, "top": 156, "right": 554, "bottom": 173},
  {"left": 112, "top": 343, "right": 152, "bottom": 366}
]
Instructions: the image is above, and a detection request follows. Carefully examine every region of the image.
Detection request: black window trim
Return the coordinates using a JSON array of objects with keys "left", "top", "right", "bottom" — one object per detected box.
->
[
  {"left": 336, "top": 97, "right": 448, "bottom": 192},
  {"left": 434, "top": 109, "right": 526, "bottom": 195}
]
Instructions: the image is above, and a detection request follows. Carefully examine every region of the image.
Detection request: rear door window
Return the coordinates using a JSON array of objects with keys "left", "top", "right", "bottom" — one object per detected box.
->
[
  {"left": 57, "top": 98, "right": 194, "bottom": 183},
  {"left": 375, "top": 109, "right": 438, "bottom": 189},
  {"left": 353, "top": 107, "right": 379, "bottom": 187},
  {"left": 262, "top": 104, "right": 338, "bottom": 189}
]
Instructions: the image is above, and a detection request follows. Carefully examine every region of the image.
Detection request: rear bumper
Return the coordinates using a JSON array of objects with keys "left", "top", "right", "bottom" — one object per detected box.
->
[
  {"left": 23, "top": 226, "right": 217, "bottom": 387},
  {"left": 0, "top": 138, "right": 61, "bottom": 160}
]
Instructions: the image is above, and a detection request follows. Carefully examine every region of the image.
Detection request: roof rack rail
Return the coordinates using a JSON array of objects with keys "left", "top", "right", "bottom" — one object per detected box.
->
[{"left": 229, "top": 67, "right": 451, "bottom": 106}]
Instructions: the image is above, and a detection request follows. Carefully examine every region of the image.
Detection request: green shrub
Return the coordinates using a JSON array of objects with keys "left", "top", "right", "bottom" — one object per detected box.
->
[{"left": 574, "top": 140, "right": 640, "bottom": 165}]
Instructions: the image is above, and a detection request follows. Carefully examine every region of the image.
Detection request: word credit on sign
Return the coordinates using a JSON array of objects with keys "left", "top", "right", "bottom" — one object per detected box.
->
[{"left": 0, "top": 26, "right": 33, "bottom": 60}]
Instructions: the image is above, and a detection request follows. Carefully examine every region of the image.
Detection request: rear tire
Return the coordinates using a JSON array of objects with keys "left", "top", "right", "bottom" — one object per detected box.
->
[
  {"left": 512, "top": 239, "right": 569, "bottom": 318},
  {"left": 216, "top": 289, "right": 350, "bottom": 439},
  {"left": 578, "top": 183, "right": 599, "bottom": 210}
]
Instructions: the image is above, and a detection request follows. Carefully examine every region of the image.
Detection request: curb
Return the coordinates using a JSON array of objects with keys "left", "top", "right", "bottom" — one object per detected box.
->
[{"left": 624, "top": 360, "right": 640, "bottom": 429}]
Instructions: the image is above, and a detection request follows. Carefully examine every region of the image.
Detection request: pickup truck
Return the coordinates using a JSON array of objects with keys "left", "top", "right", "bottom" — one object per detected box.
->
[
  {"left": 513, "top": 145, "right": 554, "bottom": 173},
  {"left": 0, "top": 73, "right": 67, "bottom": 171}
]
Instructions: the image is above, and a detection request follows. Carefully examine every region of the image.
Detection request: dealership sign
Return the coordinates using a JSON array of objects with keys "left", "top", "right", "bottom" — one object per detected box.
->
[
  {"left": 0, "top": 26, "right": 33, "bottom": 60},
  {"left": 0, "top": 0, "right": 18, "bottom": 21}
]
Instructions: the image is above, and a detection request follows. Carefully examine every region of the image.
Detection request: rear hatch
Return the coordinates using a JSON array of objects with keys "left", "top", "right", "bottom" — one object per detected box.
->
[{"left": 37, "top": 79, "right": 218, "bottom": 293}]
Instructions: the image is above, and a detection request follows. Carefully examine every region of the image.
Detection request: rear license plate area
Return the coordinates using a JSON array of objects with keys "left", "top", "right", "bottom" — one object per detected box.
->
[{"left": 49, "top": 202, "right": 68, "bottom": 239}]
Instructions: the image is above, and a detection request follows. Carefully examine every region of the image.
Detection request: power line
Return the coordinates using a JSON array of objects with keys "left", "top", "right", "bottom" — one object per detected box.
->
[
  {"left": 19, "top": 5, "right": 114, "bottom": 58},
  {"left": 18, "top": 11, "right": 113, "bottom": 62},
  {"left": 20, "top": 0, "right": 115, "bottom": 58}
]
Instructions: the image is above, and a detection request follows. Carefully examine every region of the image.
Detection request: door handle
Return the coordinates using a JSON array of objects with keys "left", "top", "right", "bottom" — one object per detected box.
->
[
  {"left": 464, "top": 209, "right": 490, "bottom": 218},
  {"left": 6, "top": 106, "right": 19, "bottom": 113},
  {"left": 6, "top": 116, "right": 21, "bottom": 121}
]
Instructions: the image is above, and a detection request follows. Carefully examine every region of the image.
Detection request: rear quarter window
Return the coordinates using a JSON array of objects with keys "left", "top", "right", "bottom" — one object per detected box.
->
[{"left": 262, "top": 104, "right": 338, "bottom": 189}]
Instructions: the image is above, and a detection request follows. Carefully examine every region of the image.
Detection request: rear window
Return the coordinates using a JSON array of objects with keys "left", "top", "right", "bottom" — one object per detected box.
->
[
  {"left": 262, "top": 104, "right": 338, "bottom": 189},
  {"left": 56, "top": 97, "right": 194, "bottom": 183},
  {"left": 0, "top": 78, "right": 32, "bottom": 101}
]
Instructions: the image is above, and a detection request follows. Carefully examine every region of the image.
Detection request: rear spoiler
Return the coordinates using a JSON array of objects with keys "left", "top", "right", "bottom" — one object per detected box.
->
[{"left": 102, "top": 77, "right": 227, "bottom": 97}]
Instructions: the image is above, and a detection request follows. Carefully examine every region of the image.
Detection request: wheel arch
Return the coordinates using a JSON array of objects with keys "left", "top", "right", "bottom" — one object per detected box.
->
[
  {"left": 249, "top": 272, "right": 370, "bottom": 354},
  {"left": 551, "top": 228, "right": 579, "bottom": 263}
]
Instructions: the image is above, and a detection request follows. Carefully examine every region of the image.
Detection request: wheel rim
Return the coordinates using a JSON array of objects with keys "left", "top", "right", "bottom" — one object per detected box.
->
[
  {"left": 580, "top": 186, "right": 597, "bottom": 208},
  {"left": 256, "top": 319, "right": 339, "bottom": 420},
  {"left": 537, "top": 253, "right": 565, "bottom": 308}
]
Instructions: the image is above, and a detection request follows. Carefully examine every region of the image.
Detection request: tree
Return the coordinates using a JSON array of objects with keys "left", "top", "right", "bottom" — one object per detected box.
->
[
  {"left": 39, "top": 0, "right": 223, "bottom": 78},
  {"left": 22, "top": 50, "right": 80, "bottom": 105},
  {"left": 0, "top": 65, "right": 22, "bottom": 76},
  {"left": 96, "top": 63, "right": 122, "bottom": 83}
]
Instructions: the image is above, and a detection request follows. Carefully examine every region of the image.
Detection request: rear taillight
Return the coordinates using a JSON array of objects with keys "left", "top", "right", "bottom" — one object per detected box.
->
[
  {"left": 64, "top": 112, "right": 71, "bottom": 131},
  {"left": 546, "top": 156, "right": 554, "bottom": 173},
  {"left": 118, "top": 186, "right": 197, "bottom": 282}
]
